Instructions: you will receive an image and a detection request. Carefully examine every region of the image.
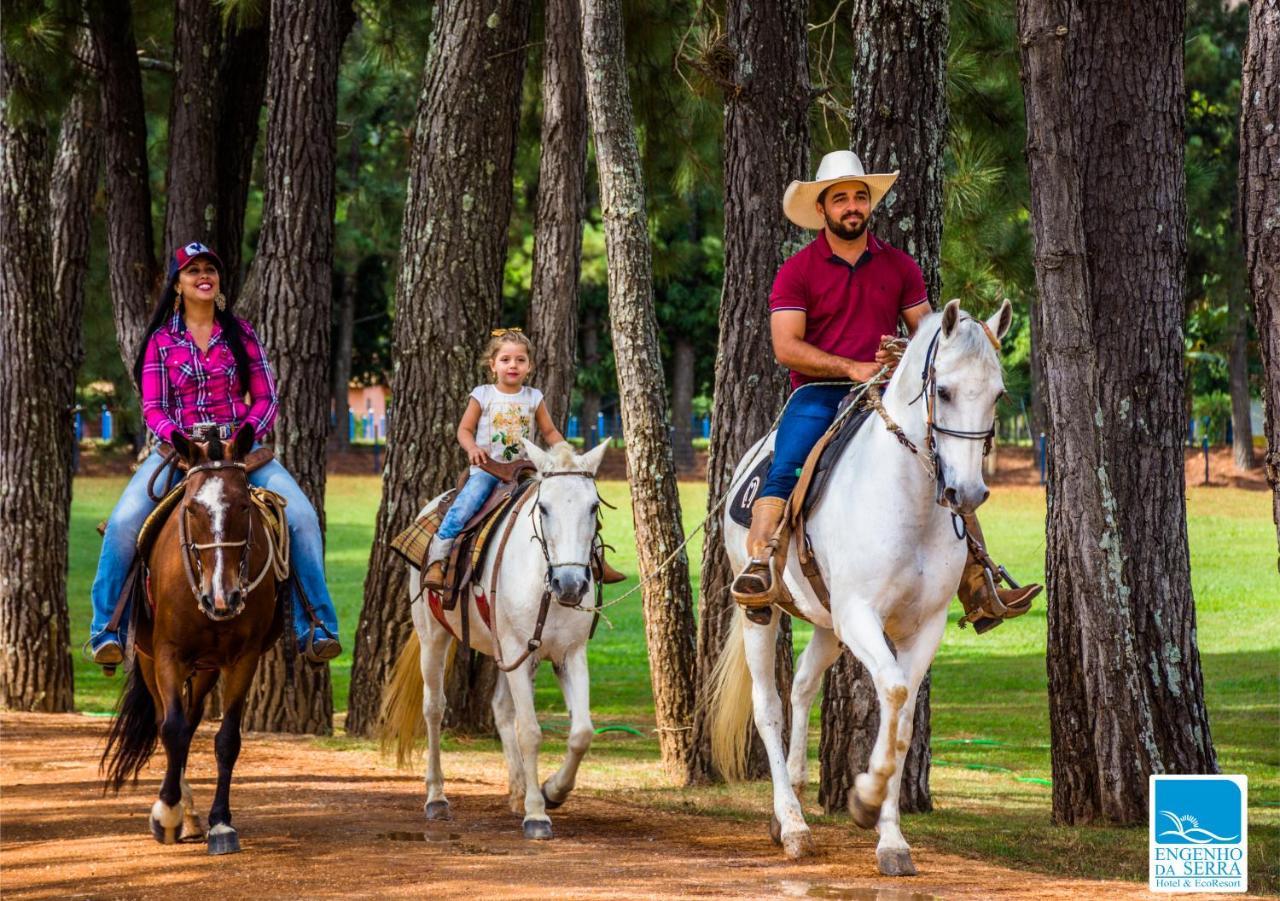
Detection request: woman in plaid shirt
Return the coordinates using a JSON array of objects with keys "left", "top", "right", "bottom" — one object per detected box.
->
[{"left": 88, "top": 243, "right": 342, "bottom": 668}]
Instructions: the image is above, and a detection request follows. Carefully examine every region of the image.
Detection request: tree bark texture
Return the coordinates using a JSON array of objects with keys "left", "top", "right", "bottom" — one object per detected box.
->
[
  {"left": 817, "top": 0, "right": 949, "bottom": 815},
  {"left": 91, "top": 0, "right": 160, "bottom": 374},
  {"left": 670, "top": 337, "right": 696, "bottom": 470},
  {"left": 0, "top": 49, "right": 75, "bottom": 713},
  {"left": 528, "top": 0, "right": 588, "bottom": 431},
  {"left": 163, "top": 0, "right": 221, "bottom": 252},
  {"left": 331, "top": 271, "right": 356, "bottom": 449},
  {"left": 687, "top": 0, "right": 806, "bottom": 785},
  {"left": 1228, "top": 285, "right": 1255, "bottom": 471},
  {"left": 346, "top": 0, "right": 532, "bottom": 737},
  {"left": 50, "top": 38, "right": 104, "bottom": 482},
  {"left": 1019, "top": 0, "right": 1217, "bottom": 825},
  {"left": 215, "top": 8, "right": 270, "bottom": 298},
  {"left": 581, "top": 0, "right": 698, "bottom": 773},
  {"left": 1240, "top": 0, "right": 1280, "bottom": 545},
  {"left": 240, "top": 0, "right": 352, "bottom": 735}
]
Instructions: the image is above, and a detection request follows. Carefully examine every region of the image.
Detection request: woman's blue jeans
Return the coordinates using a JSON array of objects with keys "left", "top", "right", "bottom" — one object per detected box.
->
[
  {"left": 760, "top": 383, "right": 851, "bottom": 501},
  {"left": 436, "top": 468, "right": 500, "bottom": 540},
  {"left": 89, "top": 449, "right": 340, "bottom": 648}
]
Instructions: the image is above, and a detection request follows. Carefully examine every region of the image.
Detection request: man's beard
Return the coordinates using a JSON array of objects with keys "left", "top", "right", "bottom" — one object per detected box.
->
[{"left": 825, "top": 210, "right": 867, "bottom": 241}]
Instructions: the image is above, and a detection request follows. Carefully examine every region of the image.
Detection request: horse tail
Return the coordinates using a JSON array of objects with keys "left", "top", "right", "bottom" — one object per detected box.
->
[
  {"left": 379, "top": 630, "right": 425, "bottom": 768},
  {"left": 100, "top": 662, "right": 159, "bottom": 794},
  {"left": 708, "top": 607, "right": 755, "bottom": 782}
]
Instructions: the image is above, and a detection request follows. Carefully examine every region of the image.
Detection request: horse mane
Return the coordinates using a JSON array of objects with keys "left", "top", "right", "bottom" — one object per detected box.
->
[{"left": 545, "top": 441, "right": 578, "bottom": 472}]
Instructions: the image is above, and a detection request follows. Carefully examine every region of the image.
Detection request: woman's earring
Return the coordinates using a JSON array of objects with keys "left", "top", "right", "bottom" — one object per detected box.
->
[
  {"left": 173, "top": 292, "right": 182, "bottom": 313},
  {"left": 215, "top": 292, "right": 227, "bottom": 312}
]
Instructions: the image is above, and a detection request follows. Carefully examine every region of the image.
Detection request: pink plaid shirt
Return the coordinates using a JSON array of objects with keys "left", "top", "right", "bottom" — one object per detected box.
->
[{"left": 140, "top": 313, "right": 278, "bottom": 443}]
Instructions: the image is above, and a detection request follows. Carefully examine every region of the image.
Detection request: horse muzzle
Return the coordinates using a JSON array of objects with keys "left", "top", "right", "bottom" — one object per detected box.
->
[
  {"left": 199, "top": 588, "right": 245, "bottom": 621},
  {"left": 941, "top": 483, "right": 989, "bottom": 516},
  {"left": 549, "top": 566, "right": 590, "bottom": 607}
]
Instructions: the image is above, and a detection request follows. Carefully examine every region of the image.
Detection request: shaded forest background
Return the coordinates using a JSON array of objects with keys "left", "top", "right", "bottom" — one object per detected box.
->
[{"left": 60, "top": 0, "right": 1260, "bottom": 449}]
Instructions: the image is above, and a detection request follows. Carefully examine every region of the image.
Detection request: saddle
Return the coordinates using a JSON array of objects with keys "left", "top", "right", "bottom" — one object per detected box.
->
[{"left": 729, "top": 397, "right": 874, "bottom": 619}]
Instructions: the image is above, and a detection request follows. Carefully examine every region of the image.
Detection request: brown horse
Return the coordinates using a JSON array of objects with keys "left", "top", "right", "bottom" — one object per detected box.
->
[{"left": 101, "top": 423, "right": 285, "bottom": 855}]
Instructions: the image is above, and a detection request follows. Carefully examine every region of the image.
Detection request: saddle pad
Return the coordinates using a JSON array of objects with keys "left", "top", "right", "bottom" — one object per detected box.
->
[
  {"left": 136, "top": 483, "right": 185, "bottom": 558},
  {"left": 444, "top": 478, "right": 536, "bottom": 604},
  {"left": 729, "top": 453, "right": 774, "bottom": 528},
  {"left": 727, "top": 406, "right": 873, "bottom": 528},
  {"left": 390, "top": 490, "right": 457, "bottom": 568}
]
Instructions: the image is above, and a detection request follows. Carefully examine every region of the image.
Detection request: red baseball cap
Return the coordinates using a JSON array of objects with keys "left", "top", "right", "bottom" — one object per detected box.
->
[{"left": 168, "top": 242, "right": 224, "bottom": 282}]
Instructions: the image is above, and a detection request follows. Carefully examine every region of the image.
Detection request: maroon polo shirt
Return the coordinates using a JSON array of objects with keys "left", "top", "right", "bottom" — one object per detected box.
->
[{"left": 769, "top": 231, "right": 928, "bottom": 388}]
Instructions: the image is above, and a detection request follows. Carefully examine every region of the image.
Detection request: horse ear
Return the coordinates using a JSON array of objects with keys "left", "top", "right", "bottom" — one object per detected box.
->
[
  {"left": 521, "top": 437, "right": 552, "bottom": 473},
  {"left": 578, "top": 438, "right": 610, "bottom": 475},
  {"left": 941, "top": 298, "right": 962, "bottom": 339},
  {"left": 987, "top": 298, "right": 1013, "bottom": 342},
  {"left": 232, "top": 422, "right": 255, "bottom": 461},
  {"left": 171, "top": 431, "right": 195, "bottom": 463}
]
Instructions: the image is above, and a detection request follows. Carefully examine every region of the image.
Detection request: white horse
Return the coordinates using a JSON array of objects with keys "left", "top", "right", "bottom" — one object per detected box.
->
[
  {"left": 381, "top": 438, "right": 610, "bottom": 840},
  {"left": 709, "top": 299, "right": 1012, "bottom": 875}
]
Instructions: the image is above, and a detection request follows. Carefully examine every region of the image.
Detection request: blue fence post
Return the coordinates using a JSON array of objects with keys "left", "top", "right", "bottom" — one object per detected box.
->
[
  {"left": 73, "top": 408, "right": 83, "bottom": 473},
  {"left": 101, "top": 404, "right": 113, "bottom": 442},
  {"left": 596, "top": 412, "right": 605, "bottom": 442},
  {"left": 373, "top": 421, "right": 381, "bottom": 473},
  {"left": 1225, "top": 418, "right": 1233, "bottom": 446},
  {"left": 348, "top": 410, "right": 355, "bottom": 442},
  {"left": 1037, "top": 432, "right": 1047, "bottom": 485},
  {"left": 567, "top": 415, "right": 579, "bottom": 440}
]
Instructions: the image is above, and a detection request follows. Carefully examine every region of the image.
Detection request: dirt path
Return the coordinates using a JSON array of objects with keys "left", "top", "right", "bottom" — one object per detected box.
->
[{"left": 0, "top": 712, "right": 1196, "bottom": 899}]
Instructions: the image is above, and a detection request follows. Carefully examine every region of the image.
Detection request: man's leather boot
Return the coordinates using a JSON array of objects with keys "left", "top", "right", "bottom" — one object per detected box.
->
[
  {"left": 956, "top": 513, "right": 1040, "bottom": 633},
  {"left": 731, "top": 496, "right": 788, "bottom": 625},
  {"left": 592, "top": 548, "right": 627, "bottom": 585}
]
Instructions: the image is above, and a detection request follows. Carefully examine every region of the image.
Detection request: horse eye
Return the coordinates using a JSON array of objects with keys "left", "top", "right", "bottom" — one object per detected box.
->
[
  {"left": 538, "top": 503, "right": 549, "bottom": 517},
  {"left": 937, "top": 386, "right": 952, "bottom": 403}
]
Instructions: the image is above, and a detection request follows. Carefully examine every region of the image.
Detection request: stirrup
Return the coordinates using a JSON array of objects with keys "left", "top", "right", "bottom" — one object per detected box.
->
[{"left": 730, "top": 558, "right": 772, "bottom": 602}]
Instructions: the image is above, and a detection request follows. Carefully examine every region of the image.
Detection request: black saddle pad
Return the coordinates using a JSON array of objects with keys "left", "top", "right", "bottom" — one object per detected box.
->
[{"left": 728, "top": 407, "right": 873, "bottom": 528}]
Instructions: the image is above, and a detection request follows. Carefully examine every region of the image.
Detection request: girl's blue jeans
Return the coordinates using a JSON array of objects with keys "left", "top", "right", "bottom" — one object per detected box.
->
[
  {"left": 436, "top": 468, "right": 500, "bottom": 540},
  {"left": 89, "top": 448, "right": 340, "bottom": 649},
  {"left": 760, "top": 383, "right": 850, "bottom": 500}
]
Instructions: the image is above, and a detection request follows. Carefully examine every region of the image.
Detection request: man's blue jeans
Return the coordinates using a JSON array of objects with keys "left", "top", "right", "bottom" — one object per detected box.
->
[
  {"left": 437, "top": 468, "right": 500, "bottom": 540},
  {"left": 760, "top": 383, "right": 851, "bottom": 501},
  {"left": 89, "top": 449, "right": 340, "bottom": 648}
]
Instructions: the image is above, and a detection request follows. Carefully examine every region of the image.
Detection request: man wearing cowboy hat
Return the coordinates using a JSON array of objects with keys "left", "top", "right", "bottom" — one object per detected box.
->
[{"left": 729, "top": 150, "right": 1040, "bottom": 632}]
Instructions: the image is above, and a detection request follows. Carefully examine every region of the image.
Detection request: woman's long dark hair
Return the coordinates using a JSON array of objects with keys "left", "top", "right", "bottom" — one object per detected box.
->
[{"left": 131, "top": 267, "right": 255, "bottom": 389}]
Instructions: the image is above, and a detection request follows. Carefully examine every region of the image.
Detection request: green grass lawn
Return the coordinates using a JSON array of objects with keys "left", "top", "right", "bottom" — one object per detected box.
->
[{"left": 66, "top": 475, "right": 1278, "bottom": 890}]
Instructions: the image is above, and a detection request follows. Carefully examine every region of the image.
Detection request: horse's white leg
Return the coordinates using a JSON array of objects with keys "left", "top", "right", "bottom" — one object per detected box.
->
[
  {"left": 542, "top": 646, "right": 593, "bottom": 808},
  {"left": 870, "top": 610, "right": 947, "bottom": 877},
  {"left": 786, "top": 626, "right": 842, "bottom": 797},
  {"left": 491, "top": 672, "right": 524, "bottom": 814},
  {"left": 506, "top": 662, "right": 552, "bottom": 839},
  {"left": 836, "top": 603, "right": 909, "bottom": 829},
  {"left": 742, "top": 617, "right": 812, "bottom": 859},
  {"left": 420, "top": 621, "right": 453, "bottom": 821}
]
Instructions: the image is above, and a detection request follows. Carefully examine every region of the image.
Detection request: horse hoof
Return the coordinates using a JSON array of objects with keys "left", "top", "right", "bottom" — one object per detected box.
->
[
  {"left": 768, "top": 815, "right": 783, "bottom": 846},
  {"left": 540, "top": 781, "right": 565, "bottom": 811},
  {"left": 848, "top": 788, "right": 881, "bottom": 831},
  {"left": 179, "top": 815, "right": 205, "bottom": 843},
  {"left": 877, "top": 847, "right": 917, "bottom": 877},
  {"left": 207, "top": 824, "right": 241, "bottom": 856},
  {"left": 149, "top": 813, "right": 178, "bottom": 845},
  {"left": 782, "top": 829, "right": 815, "bottom": 860},
  {"left": 522, "top": 818, "right": 553, "bottom": 840},
  {"left": 424, "top": 800, "right": 452, "bottom": 821}
]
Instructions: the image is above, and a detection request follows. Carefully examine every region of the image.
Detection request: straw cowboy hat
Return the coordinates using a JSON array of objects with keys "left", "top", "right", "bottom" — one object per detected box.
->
[{"left": 782, "top": 150, "right": 899, "bottom": 230}]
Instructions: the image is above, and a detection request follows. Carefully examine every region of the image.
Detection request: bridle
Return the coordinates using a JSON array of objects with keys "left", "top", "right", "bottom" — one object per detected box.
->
[
  {"left": 874, "top": 316, "right": 1003, "bottom": 520},
  {"left": 528, "top": 470, "right": 602, "bottom": 591},
  {"left": 177, "top": 460, "right": 282, "bottom": 610}
]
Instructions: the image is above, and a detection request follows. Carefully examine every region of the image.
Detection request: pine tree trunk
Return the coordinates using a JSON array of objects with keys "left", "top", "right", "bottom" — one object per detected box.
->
[
  {"left": 687, "top": 0, "right": 805, "bottom": 784},
  {"left": 1228, "top": 286, "right": 1255, "bottom": 471},
  {"left": 215, "top": 8, "right": 270, "bottom": 298},
  {"left": 528, "top": 0, "right": 588, "bottom": 431},
  {"left": 51, "top": 38, "right": 103, "bottom": 481},
  {"left": 331, "top": 271, "right": 355, "bottom": 450},
  {"left": 163, "top": 0, "right": 220, "bottom": 252},
  {"left": 0, "top": 49, "right": 75, "bottom": 712},
  {"left": 580, "top": 310, "right": 602, "bottom": 439},
  {"left": 1240, "top": 0, "right": 1279, "bottom": 539},
  {"left": 818, "top": 0, "right": 948, "bottom": 816},
  {"left": 670, "top": 338, "right": 696, "bottom": 471},
  {"left": 239, "top": 0, "right": 353, "bottom": 735},
  {"left": 581, "top": 0, "right": 697, "bottom": 773},
  {"left": 346, "top": 0, "right": 532, "bottom": 737},
  {"left": 91, "top": 0, "right": 160, "bottom": 373},
  {"left": 1019, "top": 0, "right": 1216, "bottom": 825}
]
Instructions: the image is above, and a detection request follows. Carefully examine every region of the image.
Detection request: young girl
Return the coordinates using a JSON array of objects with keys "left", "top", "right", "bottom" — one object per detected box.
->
[{"left": 423, "top": 330, "right": 565, "bottom": 589}]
